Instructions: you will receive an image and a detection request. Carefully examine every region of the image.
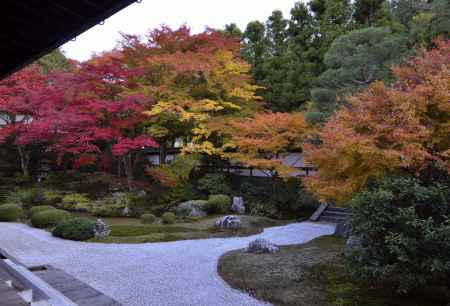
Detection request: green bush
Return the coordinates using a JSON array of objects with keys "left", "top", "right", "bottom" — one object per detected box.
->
[
  {"left": 140, "top": 214, "right": 156, "bottom": 224},
  {"left": 161, "top": 212, "right": 176, "bottom": 224},
  {"left": 234, "top": 176, "right": 316, "bottom": 218},
  {"left": 5, "top": 189, "right": 37, "bottom": 206},
  {"left": 348, "top": 176, "right": 450, "bottom": 293},
  {"left": 52, "top": 218, "right": 95, "bottom": 241},
  {"left": 175, "top": 200, "right": 208, "bottom": 217},
  {"left": 0, "top": 204, "right": 23, "bottom": 221},
  {"left": 90, "top": 193, "right": 132, "bottom": 217},
  {"left": 31, "top": 209, "right": 71, "bottom": 228},
  {"left": 198, "top": 174, "right": 231, "bottom": 195},
  {"left": 205, "top": 194, "right": 231, "bottom": 214},
  {"left": 30, "top": 205, "right": 56, "bottom": 216},
  {"left": 248, "top": 201, "right": 279, "bottom": 219},
  {"left": 43, "top": 190, "right": 63, "bottom": 205},
  {"left": 91, "top": 205, "right": 123, "bottom": 217},
  {"left": 59, "top": 193, "right": 90, "bottom": 211}
]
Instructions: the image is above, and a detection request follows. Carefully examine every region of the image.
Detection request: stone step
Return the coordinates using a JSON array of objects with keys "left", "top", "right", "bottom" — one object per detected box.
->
[
  {"left": 319, "top": 215, "right": 347, "bottom": 223},
  {"left": 327, "top": 207, "right": 350, "bottom": 212},
  {"left": 321, "top": 210, "right": 350, "bottom": 217}
]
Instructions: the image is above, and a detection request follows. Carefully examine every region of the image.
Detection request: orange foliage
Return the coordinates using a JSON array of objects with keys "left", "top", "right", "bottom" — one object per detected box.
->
[
  {"left": 227, "top": 112, "right": 308, "bottom": 177},
  {"left": 304, "top": 39, "right": 450, "bottom": 203}
]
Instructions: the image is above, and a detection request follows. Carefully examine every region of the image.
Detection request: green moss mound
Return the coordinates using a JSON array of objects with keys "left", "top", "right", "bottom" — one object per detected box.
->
[
  {"left": 31, "top": 209, "right": 71, "bottom": 228},
  {"left": 205, "top": 194, "right": 231, "bottom": 214},
  {"left": 162, "top": 212, "right": 176, "bottom": 224},
  {"left": 0, "top": 204, "right": 23, "bottom": 221},
  {"left": 140, "top": 214, "right": 156, "bottom": 224},
  {"left": 30, "top": 205, "right": 56, "bottom": 216},
  {"left": 52, "top": 218, "right": 95, "bottom": 241}
]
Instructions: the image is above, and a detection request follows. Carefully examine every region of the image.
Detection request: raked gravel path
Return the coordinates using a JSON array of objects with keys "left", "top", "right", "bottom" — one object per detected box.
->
[{"left": 0, "top": 221, "right": 335, "bottom": 306}]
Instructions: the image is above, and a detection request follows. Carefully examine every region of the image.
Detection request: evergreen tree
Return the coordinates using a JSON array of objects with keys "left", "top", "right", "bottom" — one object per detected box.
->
[
  {"left": 242, "top": 21, "right": 267, "bottom": 81},
  {"left": 220, "top": 23, "right": 243, "bottom": 38},
  {"left": 353, "top": 0, "right": 386, "bottom": 25},
  {"left": 36, "top": 49, "right": 70, "bottom": 73},
  {"left": 310, "top": 26, "right": 409, "bottom": 117}
]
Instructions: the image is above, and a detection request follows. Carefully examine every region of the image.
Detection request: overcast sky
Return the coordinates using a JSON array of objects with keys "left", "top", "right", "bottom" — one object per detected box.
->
[{"left": 62, "top": 0, "right": 300, "bottom": 62}]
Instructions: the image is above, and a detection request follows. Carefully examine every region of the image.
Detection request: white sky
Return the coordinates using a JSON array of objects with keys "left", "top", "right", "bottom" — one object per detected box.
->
[{"left": 62, "top": 0, "right": 300, "bottom": 62}]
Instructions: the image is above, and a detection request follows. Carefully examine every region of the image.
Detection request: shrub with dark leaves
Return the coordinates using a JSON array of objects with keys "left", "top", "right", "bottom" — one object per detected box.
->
[
  {"left": 348, "top": 176, "right": 450, "bottom": 292},
  {"left": 52, "top": 218, "right": 95, "bottom": 241}
]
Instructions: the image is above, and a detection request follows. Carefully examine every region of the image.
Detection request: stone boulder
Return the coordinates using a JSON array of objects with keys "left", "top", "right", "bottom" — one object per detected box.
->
[
  {"left": 215, "top": 215, "right": 241, "bottom": 230},
  {"left": 176, "top": 200, "right": 208, "bottom": 218},
  {"left": 121, "top": 206, "right": 130, "bottom": 217},
  {"left": 334, "top": 222, "right": 352, "bottom": 238},
  {"left": 344, "top": 235, "right": 362, "bottom": 257},
  {"left": 247, "top": 238, "right": 280, "bottom": 254},
  {"left": 231, "top": 197, "right": 245, "bottom": 214},
  {"left": 94, "top": 219, "right": 111, "bottom": 238}
]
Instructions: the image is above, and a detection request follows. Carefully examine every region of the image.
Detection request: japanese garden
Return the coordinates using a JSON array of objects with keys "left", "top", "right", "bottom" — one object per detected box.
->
[{"left": 0, "top": 0, "right": 449, "bottom": 305}]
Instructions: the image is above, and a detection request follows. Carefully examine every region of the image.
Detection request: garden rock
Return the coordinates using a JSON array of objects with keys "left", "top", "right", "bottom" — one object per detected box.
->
[
  {"left": 121, "top": 206, "right": 130, "bottom": 217},
  {"left": 246, "top": 238, "right": 279, "bottom": 254},
  {"left": 94, "top": 219, "right": 111, "bottom": 238},
  {"left": 344, "top": 235, "right": 361, "bottom": 257},
  {"left": 136, "top": 190, "right": 147, "bottom": 198},
  {"left": 215, "top": 215, "right": 241, "bottom": 230},
  {"left": 231, "top": 197, "right": 245, "bottom": 214},
  {"left": 334, "top": 222, "right": 352, "bottom": 238},
  {"left": 176, "top": 201, "right": 207, "bottom": 218}
]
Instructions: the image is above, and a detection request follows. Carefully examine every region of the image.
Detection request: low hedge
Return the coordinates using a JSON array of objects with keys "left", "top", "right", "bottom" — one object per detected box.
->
[
  {"left": 0, "top": 204, "right": 23, "bottom": 221},
  {"left": 205, "top": 194, "right": 231, "bottom": 214},
  {"left": 30, "top": 205, "right": 56, "bottom": 216},
  {"left": 162, "top": 212, "right": 176, "bottom": 224},
  {"left": 52, "top": 218, "right": 95, "bottom": 241},
  {"left": 140, "top": 214, "right": 156, "bottom": 224},
  {"left": 31, "top": 209, "right": 71, "bottom": 228},
  {"left": 91, "top": 205, "right": 123, "bottom": 217}
]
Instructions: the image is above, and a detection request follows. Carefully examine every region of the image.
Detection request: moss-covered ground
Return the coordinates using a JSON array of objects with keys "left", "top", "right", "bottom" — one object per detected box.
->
[
  {"left": 71, "top": 213, "right": 291, "bottom": 243},
  {"left": 218, "top": 236, "right": 450, "bottom": 306}
]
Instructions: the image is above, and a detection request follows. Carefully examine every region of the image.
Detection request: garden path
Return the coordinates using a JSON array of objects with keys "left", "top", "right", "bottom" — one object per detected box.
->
[{"left": 0, "top": 221, "right": 335, "bottom": 306}]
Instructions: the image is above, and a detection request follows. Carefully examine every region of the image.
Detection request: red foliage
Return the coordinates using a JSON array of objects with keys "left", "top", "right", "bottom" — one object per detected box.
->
[
  {"left": 112, "top": 135, "right": 158, "bottom": 157},
  {"left": 73, "top": 155, "right": 97, "bottom": 169}
]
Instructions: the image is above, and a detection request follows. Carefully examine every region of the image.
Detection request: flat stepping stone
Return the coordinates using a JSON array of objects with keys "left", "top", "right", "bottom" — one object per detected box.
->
[{"left": 33, "top": 266, "right": 121, "bottom": 306}]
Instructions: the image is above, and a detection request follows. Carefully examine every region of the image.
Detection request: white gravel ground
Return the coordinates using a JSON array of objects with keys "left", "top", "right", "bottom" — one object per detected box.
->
[{"left": 0, "top": 221, "right": 335, "bottom": 306}]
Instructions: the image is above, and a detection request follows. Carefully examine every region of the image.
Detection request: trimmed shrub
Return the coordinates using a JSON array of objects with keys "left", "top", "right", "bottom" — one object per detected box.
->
[
  {"left": 43, "top": 190, "right": 63, "bottom": 206},
  {"left": 59, "top": 193, "right": 90, "bottom": 211},
  {"left": 52, "top": 218, "right": 95, "bottom": 241},
  {"left": 205, "top": 194, "right": 231, "bottom": 214},
  {"left": 248, "top": 202, "right": 279, "bottom": 219},
  {"left": 348, "top": 176, "right": 450, "bottom": 293},
  {"left": 30, "top": 205, "right": 56, "bottom": 216},
  {"left": 198, "top": 174, "right": 231, "bottom": 195},
  {"left": 5, "top": 189, "right": 37, "bottom": 206},
  {"left": 140, "top": 214, "right": 156, "bottom": 224},
  {"left": 31, "top": 209, "right": 71, "bottom": 228},
  {"left": 162, "top": 212, "right": 176, "bottom": 224},
  {"left": 0, "top": 204, "right": 23, "bottom": 221},
  {"left": 91, "top": 205, "right": 123, "bottom": 217}
]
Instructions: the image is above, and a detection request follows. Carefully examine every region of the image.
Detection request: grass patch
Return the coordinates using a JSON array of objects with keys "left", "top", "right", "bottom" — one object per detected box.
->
[
  {"left": 109, "top": 225, "right": 199, "bottom": 237},
  {"left": 87, "top": 215, "right": 291, "bottom": 243},
  {"left": 218, "top": 236, "right": 450, "bottom": 306}
]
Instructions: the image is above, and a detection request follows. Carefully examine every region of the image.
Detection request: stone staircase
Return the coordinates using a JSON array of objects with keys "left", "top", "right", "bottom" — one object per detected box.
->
[
  {"left": 310, "top": 204, "right": 351, "bottom": 224},
  {"left": 318, "top": 206, "right": 350, "bottom": 223}
]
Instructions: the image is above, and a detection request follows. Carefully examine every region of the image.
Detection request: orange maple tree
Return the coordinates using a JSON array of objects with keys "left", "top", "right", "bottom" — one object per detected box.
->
[
  {"left": 227, "top": 112, "right": 309, "bottom": 177},
  {"left": 304, "top": 39, "right": 450, "bottom": 203}
]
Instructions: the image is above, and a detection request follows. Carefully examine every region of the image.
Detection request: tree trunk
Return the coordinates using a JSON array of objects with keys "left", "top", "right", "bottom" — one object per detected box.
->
[
  {"left": 123, "top": 153, "right": 134, "bottom": 192},
  {"left": 17, "top": 145, "right": 30, "bottom": 177},
  {"left": 159, "top": 141, "right": 167, "bottom": 165}
]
